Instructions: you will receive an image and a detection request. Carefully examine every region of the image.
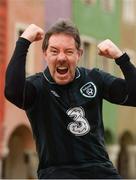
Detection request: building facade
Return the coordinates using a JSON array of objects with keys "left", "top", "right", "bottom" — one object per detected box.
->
[
  {"left": 72, "top": 0, "right": 121, "bottom": 145},
  {"left": 1, "top": 0, "right": 136, "bottom": 178},
  {"left": 1, "top": 0, "right": 45, "bottom": 178},
  {"left": 0, "top": 0, "right": 7, "bottom": 177},
  {"left": 45, "top": 0, "right": 72, "bottom": 29},
  {"left": 72, "top": 0, "right": 136, "bottom": 178},
  {"left": 1, "top": 0, "right": 72, "bottom": 178},
  {"left": 116, "top": 0, "right": 136, "bottom": 178}
]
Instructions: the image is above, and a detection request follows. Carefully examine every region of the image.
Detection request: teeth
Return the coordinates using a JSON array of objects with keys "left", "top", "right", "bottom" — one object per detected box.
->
[{"left": 57, "top": 67, "right": 68, "bottom": 70}]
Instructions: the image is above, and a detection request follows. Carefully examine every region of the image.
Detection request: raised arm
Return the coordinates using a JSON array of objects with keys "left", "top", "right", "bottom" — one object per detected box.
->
[
  {"left": 97, "top": 39, "right": 136, "bottom": 106},
  {"left": 5, "top": 24, "right": 44, "bottom": 109}
]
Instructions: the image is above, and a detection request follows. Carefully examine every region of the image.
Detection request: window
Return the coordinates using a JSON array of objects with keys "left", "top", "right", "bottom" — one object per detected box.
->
[
  {"left": 123, "top": 0, "right": 135, "bottom": 23},
  {"left": 16, "top": 23, "right": 35, "bottom": 76},
  {"left": 81, "top": 0, "right": 96, "bottom": 5},
  {"left": 101, "top": 0, "right": 115, "bottom": 12},
  {"left": 79, "top": 35, "right": 97, "bottom": 68},
  {"left": 81, "top": 42, "right": 90, "bottom": 68}
]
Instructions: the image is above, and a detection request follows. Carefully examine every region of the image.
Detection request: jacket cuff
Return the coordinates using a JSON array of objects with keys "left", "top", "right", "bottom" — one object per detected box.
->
[
  {"left": 17, "top": 37, "right": 31, "bottom": 47},
  {"left": 115, "top": 53, "right": 130, "bottom": 65}
]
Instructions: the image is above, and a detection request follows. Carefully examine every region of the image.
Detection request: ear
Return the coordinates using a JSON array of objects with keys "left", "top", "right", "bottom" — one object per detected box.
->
[
  {"left": 43, "top": 51, "right": 47, "bottom": 61},
  {"left": 77, "top": 48, "right": 83, "bottom": 59}
]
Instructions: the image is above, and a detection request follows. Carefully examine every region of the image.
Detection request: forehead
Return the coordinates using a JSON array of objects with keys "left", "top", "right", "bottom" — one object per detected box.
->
[{"left": 48, "top": 33, "right": 76, "bottom": 48}]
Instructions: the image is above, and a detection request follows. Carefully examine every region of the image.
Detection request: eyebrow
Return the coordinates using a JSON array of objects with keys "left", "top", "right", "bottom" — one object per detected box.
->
[
  {"left": 49, "top": 46, "right": 75, "bottom": 50},
  {"left": 50, "top": 46, "right": 58, "bottom": 49}
]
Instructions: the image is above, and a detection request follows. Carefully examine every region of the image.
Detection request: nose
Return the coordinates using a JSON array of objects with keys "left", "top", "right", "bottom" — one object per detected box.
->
[{"left": 57, "top": 52, "right": 67, "bottom": 62}]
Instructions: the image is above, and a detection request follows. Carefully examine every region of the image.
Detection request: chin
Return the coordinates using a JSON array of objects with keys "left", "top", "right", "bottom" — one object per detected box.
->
[
  {"left": 56, "top": 81, "right": 70, "bottom": 85},
  {"left": 55, "top": 78, "right": 73, "bottom": 85}
]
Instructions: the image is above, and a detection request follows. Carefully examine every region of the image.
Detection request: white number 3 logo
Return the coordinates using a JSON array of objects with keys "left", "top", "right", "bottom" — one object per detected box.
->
[{"left": 66, "top": 107, "right": 90, "bottom": 136}]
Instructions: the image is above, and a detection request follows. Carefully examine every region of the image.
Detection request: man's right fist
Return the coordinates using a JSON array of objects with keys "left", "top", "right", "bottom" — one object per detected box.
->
[{"left": 20, "top": 24, "right": 44, "bottom": 43}]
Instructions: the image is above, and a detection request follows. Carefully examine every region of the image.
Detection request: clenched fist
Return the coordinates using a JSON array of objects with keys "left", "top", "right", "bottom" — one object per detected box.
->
[
  {"left": 20, "top": 24, "right": 44, "bottom": 43},
  {"left": 97, "top": 39, "right": 123, "bottom": 59}
]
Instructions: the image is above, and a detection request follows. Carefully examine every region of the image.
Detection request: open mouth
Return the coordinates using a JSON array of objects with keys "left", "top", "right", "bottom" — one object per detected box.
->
[{"left": 56, "top": 66, "right": 68, "bottom": 75}]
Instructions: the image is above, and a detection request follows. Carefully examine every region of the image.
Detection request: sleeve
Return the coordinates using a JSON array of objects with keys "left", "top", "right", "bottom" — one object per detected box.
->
[
  {"left": 4, "top": 37, "right": 37, "bottom": 110},
  {"left": 102, "top": 53, "right": 136, "bottom": 106}
]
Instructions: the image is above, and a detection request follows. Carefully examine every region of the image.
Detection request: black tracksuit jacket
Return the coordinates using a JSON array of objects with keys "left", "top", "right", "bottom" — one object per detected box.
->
[{"left": 4, "top": 38, "right": 136, "bottom": 178}]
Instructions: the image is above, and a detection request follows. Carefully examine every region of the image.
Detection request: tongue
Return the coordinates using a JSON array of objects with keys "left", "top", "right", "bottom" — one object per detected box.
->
[{"left": 57, "top": 68, "right": 68, "bottom": 74}]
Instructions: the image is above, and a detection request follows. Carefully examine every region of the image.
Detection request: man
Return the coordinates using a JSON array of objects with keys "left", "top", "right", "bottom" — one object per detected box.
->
[{"left": 5, "top": 19, "right": 136, "bottom": 179}]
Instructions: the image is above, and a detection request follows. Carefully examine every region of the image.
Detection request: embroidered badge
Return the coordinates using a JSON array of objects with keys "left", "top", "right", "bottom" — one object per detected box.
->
[{"left": 80, "top": 82, "right": 97, "bottom": 98}]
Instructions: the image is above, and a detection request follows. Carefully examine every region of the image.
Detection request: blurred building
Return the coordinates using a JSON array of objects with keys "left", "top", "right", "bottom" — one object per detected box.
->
[
  {"left": 1, "top": 0, "right": 136, "bottom": 179},
  {"left": 0, "top": 0, "right": 7, "bottom": 177},
  {"left": 117, "top": 0, "right": 136, "bottom": 178},
  {"left": 73, "top": 0, "right": 121, "bottom": 166},
  {"left": 1, "top": 0, "right": 72, "bottom": 178},
  {"left": 72, "top": 0, "right": 136, "bottom": 178},
  {"left": 1, "top": 0, "right": 45, "bottom": 178},
  {"left": 45, "top": 0, "right": 72, "bottom": 29}
]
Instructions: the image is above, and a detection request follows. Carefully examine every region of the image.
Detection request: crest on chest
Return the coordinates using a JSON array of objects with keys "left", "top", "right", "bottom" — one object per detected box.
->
[{"left": 80, "top": 82, "right": 97, "bottom": 98}]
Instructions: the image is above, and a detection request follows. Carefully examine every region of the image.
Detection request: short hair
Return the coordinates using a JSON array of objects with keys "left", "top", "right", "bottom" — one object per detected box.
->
[{"left": 42, "top": 19, "right": 81, "bottom": 51}]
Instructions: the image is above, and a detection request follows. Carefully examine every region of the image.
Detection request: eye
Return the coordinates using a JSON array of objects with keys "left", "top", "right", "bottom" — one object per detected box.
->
[
  {"left": 50, "top": 49, "right": 58, "bottom": 55},
  {"left": 66, "top": 50, "right": 74, "bottom": 55}
]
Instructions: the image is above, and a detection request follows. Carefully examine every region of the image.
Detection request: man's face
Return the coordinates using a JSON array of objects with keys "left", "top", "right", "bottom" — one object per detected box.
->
[{"left": 44, "top": 33, "right": 82, "bottom": 85}]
